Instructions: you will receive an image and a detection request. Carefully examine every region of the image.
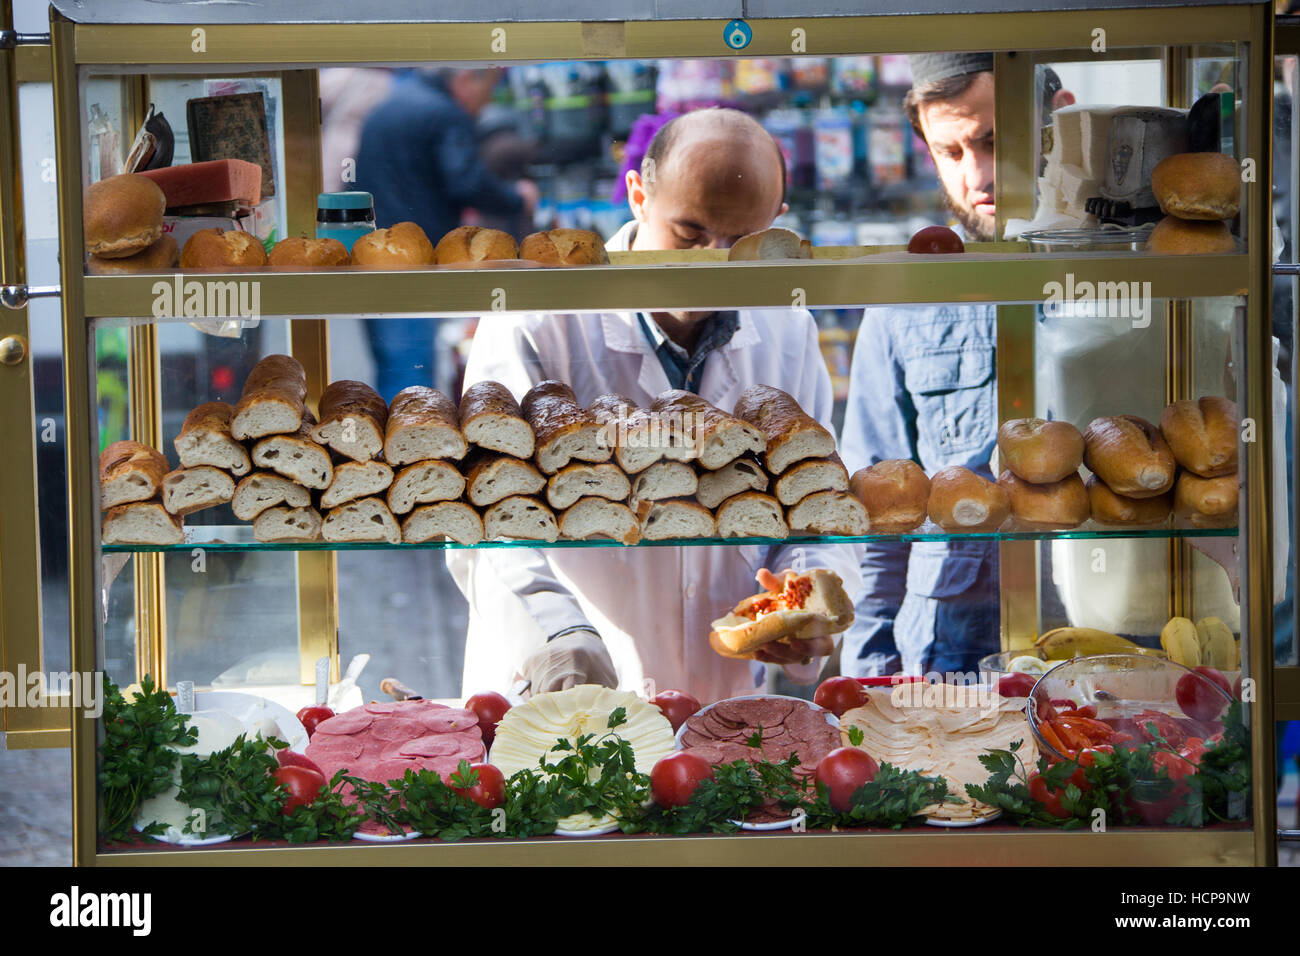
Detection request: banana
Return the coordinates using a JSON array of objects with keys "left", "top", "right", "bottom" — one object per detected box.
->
[
  {"left": 1161, "top": 617, "right": 1201, "bottom": 667},
  {"left": 1195, "top": 616, "right": 1237, "bottom": 670},
  {"left": 1034, "top": 627, "right": 1164, "bottom": 661}
]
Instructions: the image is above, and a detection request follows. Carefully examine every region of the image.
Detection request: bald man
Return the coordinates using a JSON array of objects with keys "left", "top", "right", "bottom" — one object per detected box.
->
[{"left": 447, "top": 108, "right": 862, "bottom": 703}]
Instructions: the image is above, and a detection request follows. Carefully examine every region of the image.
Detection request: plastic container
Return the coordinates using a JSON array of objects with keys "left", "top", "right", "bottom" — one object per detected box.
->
[{"left": 316, "top": 191, "right": 375, "bottom": 252}]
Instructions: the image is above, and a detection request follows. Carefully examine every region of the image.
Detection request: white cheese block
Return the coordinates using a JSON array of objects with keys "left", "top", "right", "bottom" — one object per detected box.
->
[
  {"left": 136, "top": 709, "right": 248, "bottom": 841},
  {"left": 1051, "top": 104, "right": 1088, "bottom": 168},
  {"left": 1078, "top": 106, "right": 1123, "bottom": 181},
  {"left": 1057, "top": 163, "right": 1099, "bottom": 207}
]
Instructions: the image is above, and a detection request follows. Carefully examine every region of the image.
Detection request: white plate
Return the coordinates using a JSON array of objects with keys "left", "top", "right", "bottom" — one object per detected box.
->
[
  {"left": 925, "top": 809, "right": 1002, "bottom": 828},
  {"left": 352, "top": 828, "right": 422, "bottom": 842},
  {"left": 736, "top": 815, "right": 794, "bottom": 831},
  {"left": 132, "top": 824, "right": 237, "bottom": 846},
  {"left": 553, "top": 819, "right": 622, "bottom": 837},
  {"left": 194, "top": 690, "right": 309, "bottom": 752}
]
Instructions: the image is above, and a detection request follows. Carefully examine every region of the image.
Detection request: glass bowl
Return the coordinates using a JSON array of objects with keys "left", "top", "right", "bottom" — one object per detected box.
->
[
  {"left": 1021, "top": 225, "right": 1153, "bottom": 252},
  {"left": 978, "top": 648, "right": 1049, "bottom": 684}
]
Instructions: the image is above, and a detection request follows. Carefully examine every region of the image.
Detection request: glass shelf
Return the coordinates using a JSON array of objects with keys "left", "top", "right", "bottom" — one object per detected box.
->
[{"left": 102, "top": 522, "right": 1239, "bottom": 553}]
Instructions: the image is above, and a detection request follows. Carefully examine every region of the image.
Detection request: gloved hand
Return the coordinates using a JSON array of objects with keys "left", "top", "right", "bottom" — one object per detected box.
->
[{"left": 520, "top": 630, "right": 619, "bottom": 693}]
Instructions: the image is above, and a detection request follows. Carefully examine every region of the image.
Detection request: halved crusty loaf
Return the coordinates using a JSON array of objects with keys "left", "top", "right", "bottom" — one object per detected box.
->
[
  {"left": 102, "top": 501, "right": 184, "bottom": 545},
  {"left": 559, "top": 498, "right": 641, "bottom": 545},
  {"left": 100, "top": 440, "right": 170, "bottom": 510},
  {"left": 588, "top": 394, "right": 692, "bottom": 474},
  {"left": 727, "top": 227, "right": 813, "bottom": 262},
  {"left": 734, "top": 385, "right": 836, "bottom": 476},
  {"left": 629, "top": 460, "right": 697, "bottom": 505},
  {"left": 787, "top": 490, "right": 869, "bottom": 536},
  {"left": 696, "top": 458, "right": 768, "bottom": 510},
  {"left": 467, "top": 454, "right": 546, "bottom": 507},
  {"left": 321, "top": 497, "right": 402, "bottom": 544},
  {"left": 460, "top": 381, "right": 534, "bottom": 459},
  {"left": 522, "top": 380, "right": 612, "bottom": 475},
  {"left": 254, "top": 506, "right": 322, "bottom": 543},
  {"left": 230, "top": 354, "right": 307, "bottom": 441},
  {"left": 161, "top": 466, "right": 235, "bottom": 517},
  {"left": 321, "top": 460, "right": 395, "bottom": 509},
  {"left": 386, "top": 460, "right": 465, "bottom": 514},
  {"left": 251, "top": 412, "right": 333, "bottom": 490},
  {"left": 401, "top": 501, "right": 484, "bottom": 546},
  {"left": 174, "top": 401, "right": 251, "bottom": 476},
  {"left": 547, "top": 462, "right": 631, "bottom": 511},
  {"left": 231, "top": 472, "right": 312, "bottom": 521},
  {"left": 773, "top": 454, "right": 849, "bottom": 506},
  {"left": 650, "top": 390, "right": 765, "bottom": 471},
  {"left": 311, "top": 380, "right": 388, "bottom": 463},
  {"left": 640, "top": 499, "right": 715, "bottom": 541},
  {"left": 483, "top": 495, "right": 559, "bottom": 542},
  {"left": 385, "top": 386, "right": 468, "bottom": 464},
  {"left": 716, "top": 491, "right": 789, "bottom": 539}
]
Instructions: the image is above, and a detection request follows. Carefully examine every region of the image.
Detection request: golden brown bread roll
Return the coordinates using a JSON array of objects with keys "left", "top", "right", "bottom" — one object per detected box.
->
[
  {"left": 524, "top": 381, "right": 613, "bottom": 475},
  {"left": 385, "top": 386, "right": 467, "bottom": 464},
  {"left": 312, "top": 379, "right": 388, "bottom": 463},
  {"left": 101, "top": 501, "right": 184, "bottom": 545},
  {"left": 1173, "top": 472, "right": 1238, "bottom": 528},
  {"left": 997, "top": 470, "right": 1089, "bottom": 529},
  {"left": 99, "top": 440, "right": 170, "bottom": 510},
  {"left": 267, "top": 236, "right": 351, "bottom": 267},
  {"left": 230, "top": 354, "right": 307, "bottom": 441},
  {"left": 733, "top": 385, "right": 837, "bottom": 476},
  {"left": 435, "top": 226, "right": 519, "bottom": 264},
  {"left": 1146, "top": 216, "right": 1236, "bottom": 254},
  {"left": 1086, "top": 474, "right": 1172, "bottom": 527},
  {"left": 587, "top": 394, "right": 682, "bottom": 475},
  {"left": 88, "top": 235, "right": 179, "bottom": 275},
  {"left": 849, "top": 459, "right": 930, "bottom": 534},
  {"left": 1159, "top": 396, "right": 1239, "bottom": 478},
  {"left": 996, "top": 418, "right": 1085, "bottom": 484},
  {"left": 180, "top": 228, "right": 269, "bottom": 269},
  {"left": 786, "top": 490, "right": 869, "bottom": 536},
  {"left": 460, "top": 381, "right": 534, "bottom": 459},
  {"left": 519, "top": 228, "right": 609, "bottom": 265},
  {"left": 926, "top": 466, "right": 1009, "bottom": 533},
  {"left": 84, "top": 173, "right": 166, "bottom": 258},
  {"left": 174, "top": 401, "right": 251, "bottom": 476},
  {"left": 1082, "top": 415, "right": 1176, "bottom": 498},
  {"left": 1151, "top": 152, "right": 1241, "bottom": 220},
  {"left": 351, "top": 222, "right": 435, "bottom": 267},
  {"left": 650, "top": 389, "right": 765, "bottom": 471},
  {"left": 772, "top": 455, "right": 849, "bottom": 506}
]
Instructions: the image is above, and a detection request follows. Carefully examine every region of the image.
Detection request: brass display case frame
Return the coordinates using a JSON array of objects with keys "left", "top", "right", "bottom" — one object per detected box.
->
[{"left": 35, "top": 3, "right": 1285, "bottom": 865}]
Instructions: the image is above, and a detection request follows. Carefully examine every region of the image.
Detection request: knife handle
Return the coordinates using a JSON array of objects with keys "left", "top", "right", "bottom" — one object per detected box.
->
[{"left": 380, "top": 677, "right": 421, "bottom": 701}]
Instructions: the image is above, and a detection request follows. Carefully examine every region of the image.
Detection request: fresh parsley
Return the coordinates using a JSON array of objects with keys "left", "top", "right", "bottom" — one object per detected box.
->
[{"left": 804, "top": 762, "right": 953, "bottom": 830}]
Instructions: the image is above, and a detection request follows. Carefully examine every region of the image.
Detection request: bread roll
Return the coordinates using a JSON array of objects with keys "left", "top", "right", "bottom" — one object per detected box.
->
[
  {"left": 385, "top": 386, "right": 467, "bottom": 464},
  {"left": 716, "top": 491, "right": 789, "bottom": 539},
  {"left": 773, "top": 455, "right": 849, "bottom": 506},
  {"left": 401, "top": 501, "right": 484, "bottom": 546},
  {"left": 639, "top": 499, "right": 715, "bottom": 540},
  {"left": 267, "top": 236, "right": 350, "bottom": 267},
  {"left": 546, "top": 462, "right": 631, "bottom": 511},
  {"left": 787, "top": 490, "right": 869, "bottom": 536},
  {"left": 650, "top": 390, "right": 765, "bottom": 471},
  {"left": 1082, "top": 415, "right": 1176, "bottom": 498},
  {"left": 997, "top": 419, "right": 1085, "bottom": 484},
  {"left": 1146, "top": 216, "right": 1236, "bottom": 254},
  {"left": 312, "top": 380, "right": 388, "bottom": 463},
  {"left": 350, "top": 222, "right": 435, "bottom": 267},
  {"left": 231, "top": 472, "right": 312, "bottom": 521},
  {"left": 254, "top": 506, "right": 322, "bottom": 543},
  {"left": 230, "top": 354, "right": 307, "bottom": 441},
  {"left": 1151, "top": 152, "right": 1241, "bottom": 220},
  {"left": 102, "top": 501, "right": 184, "bottom": 545},
  {"left": 927, "top": 466, "right": 1010, "bottom": 532},
  {"left": 483, "top": 495, "right": 559, "bottom": 542},
  {"left": 696, "top": 458, "right": 768, "bottom": 510},
  {"left": 322, "top": 497, "right": 402, "bottom": 544},
  {"left": 997, "top": 470, "right": 1089, "bottom": 529},
  {"left": 387, "top": 460, "right": 465, "bottom": 515},
  {"left": 466, "top": 454, "right": 546, "bottom": 507},
  {"left": 589, "top": 393, "right": 692, "bottom": 474},
  {"left": 435, "top": 226, "right": 519, "bottom": 264},
  {"left": 1086, "top": 474, "right": 1172, "bottom": 527},
  {"left": 1173, "top": 473, "right": 1238, "bottom": 528},
  {"left": 559, "top": 498, "right": 641, "bottom": 545},
  {"left": 320, "top": 460, "right": 395, "bottom": 510},
  {"left": 727, "top": 227, "right": 812, "bottom": 261},
  {"left": 849, "top": 459, "right": 931, "bottom": 533},
  {"left": 88, "top": 235, "right": 178, "bottom": 275},
  {"left": 733, "top": 385, "right": 836, "bottom": 475},
  {"left": 161, "top": 466, "right": 235, "bottom": 517},
  {"left": 99, "top": 440, "right": 170, "bottom": 510},
  {"left": 180, "top": 228, "right": 268, "bottom": 269},
  {"left": 174, "top": 401, "right": 251, "bottom": 477},
  {"left": 519, "top": 229, "right": 609, "bottom": 265},
  {"left": 251, "top": 412, "right": 333, "bottom": 490},
  {"left": 1159, "top": 396, "right": 1239, "bottom": 478},
  {"left": 629, "top": 461, "right": 697, "bottom": 506},
  {"left": 523, "top": 381, "right": 611, "bottom": 475},
  {"left": 460, "top": 381, "right": 534, "bottom": 459},
  {"left": 84, "top": 173, "right": 166, "bottom": 258}
]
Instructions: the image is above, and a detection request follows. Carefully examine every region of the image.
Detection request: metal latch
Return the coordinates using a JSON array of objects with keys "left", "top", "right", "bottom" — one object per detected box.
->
[
  {"left": 0, "top": 31, "right": 52, "bottom": 49},
  {"left": 0, "top": 284, "right": 61, "bottom": 309}
]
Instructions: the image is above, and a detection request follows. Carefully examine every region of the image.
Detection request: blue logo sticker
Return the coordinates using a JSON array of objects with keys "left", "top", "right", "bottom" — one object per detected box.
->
[{"left": 724, "top": 19, "right": 752, "bottom": 51}]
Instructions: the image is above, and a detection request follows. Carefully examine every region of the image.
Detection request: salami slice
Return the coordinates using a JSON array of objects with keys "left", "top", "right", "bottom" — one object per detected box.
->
[
  {"left": 366, "top": 758, "right": 421, "bottom": 785},
  {"left": 313, "top": 709, "right": 375, "bottom": 735},
  {"left": 364, "top": 701, "right": 402, "bottom": 715},
  {"left": 398, "top": 734, "right": 466, "bottom": 758},
  {"left": 370, "top": 717, "right": 431, "bottom": 742},
  {"left": 415, "top": 709, "right": 479, "bottom": 733}
]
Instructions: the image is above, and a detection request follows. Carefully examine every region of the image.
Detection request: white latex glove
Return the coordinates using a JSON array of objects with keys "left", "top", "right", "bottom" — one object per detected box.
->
[{"left": 520, "top": 631, "right": 618, "bottom": 693}]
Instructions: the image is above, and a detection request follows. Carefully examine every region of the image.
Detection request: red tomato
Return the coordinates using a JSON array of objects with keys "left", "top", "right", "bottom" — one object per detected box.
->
[
  {"left": 1067, "top": 747, "right": 1109, "bottom": 791},
  {"left": 1152, "top": 750, "right": 1197, "bottom": 782},
  {"left": 997, "top": 672, "right": 1037, "bottom": 699},
  {"left": 295, "top": 705, "right": 334, "bottom": 739},
  {"left": 274, "top": 765, "right": 326, "bottom": 814},
  {"left": 1179, "top": 737, "right": 1208, "bottom": 765},
  {"left": 907, "top": 225, "right": 965, "bottom": 254},
  {"left": 813, "top": 677, "right": 868, "bottom": 717},
  {"left": 815, "top": 747, "right": 881, "bottom": 812},
  {"left": 465, "top": 692, "right": 511, "bottom": 747},
  {"left": 1027, "top": 773, "right": 1070, "bottom": 819},
  {"left": 650, "top": 752, "right": 714, "bottom": 808},
  {"left": 276, "top": 748, "right": 325, "bottom": 778},
  {"left": 1193, "top": 666, "right": 1233, "bottom": 697},
  {"left": 1175, "top": 672, "right": 1229, "bottom": 723},
  {"left": 452, "top": 763, "right": 506, "bottom": 810},
  {"left": 1233, "top": 675, "right": 1243, "bottom": 700},
  {"left": 649, "top": 690, "right": 702, "bottom": 733}
]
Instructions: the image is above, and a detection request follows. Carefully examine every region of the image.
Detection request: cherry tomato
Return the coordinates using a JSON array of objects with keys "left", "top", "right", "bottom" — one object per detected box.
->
[
  {"left": 1179, "top": 737, "right": 1207, "bottom": 765},
  {"left": 295, "top": 705, "right": 334, "bottom": 739},
  {"left": 1193, "top": 666, "right": 1233, "bottom": 697},
  {"left": 452, "top": 762, "right": 506, "bottom": 810},
  {"left": 1175, "top": 672, "right": 1229, "bottom": 723},
  {"left": 274, "top": 765, "right": 326, "bottom": 814},
  {"left": 814, "top": 747, "right": 881, "bottom": 812},
  {"left": 650, "top": 752, "right": 714, "bottom": 808},
  {"left": 465, "top": 692, "right": 511, "bottom": 747},
  {"left": 1027, "top": 772, "right": 1069, "bottom": 819},
  {"left": 997, "top": 672, "right": 1037, "bottom": 699},
  {"left": 907, "top": 225, "right": 965, "bottom": 254},
  {"left": 649, "top": 690, "right": 702, "bottom": 734},
  {"left": 813, "top": 677, "right": 868, "bottom": 717}
]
